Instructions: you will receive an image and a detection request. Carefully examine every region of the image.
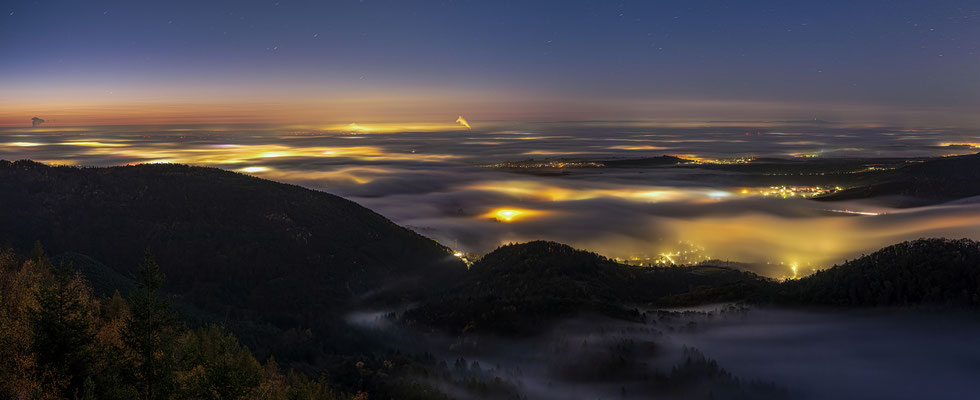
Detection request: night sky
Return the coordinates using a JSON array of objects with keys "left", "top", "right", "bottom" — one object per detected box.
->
[{"left": 2, "top": 0, "right": 978, "bottom": 125}]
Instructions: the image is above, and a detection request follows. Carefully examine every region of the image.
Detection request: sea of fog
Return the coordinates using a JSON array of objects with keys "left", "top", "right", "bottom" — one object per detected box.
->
[
  {"left": 3, "top": 121, "right": 980, "bottom": 278},
  {"left": 346, "top": 306, "right": 980, "bottom": 400}
]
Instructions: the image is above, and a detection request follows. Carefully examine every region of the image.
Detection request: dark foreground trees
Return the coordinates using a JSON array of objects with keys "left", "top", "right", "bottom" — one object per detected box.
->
[
  {"left": 123, "top": 252, "right": 182, "bottom": 400},
  {"left": 31, "top": 253, "right": 97, "bottom": 398},
  {"left": 0, "top": 246, "right": 357, "bottom": 400}
]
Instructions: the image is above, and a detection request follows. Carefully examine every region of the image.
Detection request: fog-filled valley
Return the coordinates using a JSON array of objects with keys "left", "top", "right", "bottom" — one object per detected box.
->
[
  {"left": 347, "top": 306, "right": 980, "bottom": 400},
  {"left": 3, "top": 122, "right": 980, "bottom": 399},
  {"left": 4, "top": 122, "right": 980, "bottom": 278}
]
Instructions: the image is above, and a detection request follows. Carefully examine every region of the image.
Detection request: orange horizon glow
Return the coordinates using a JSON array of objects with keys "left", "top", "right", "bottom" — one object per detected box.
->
[{"left": 5, "top": 90, "right": 979, "bottom": 128}]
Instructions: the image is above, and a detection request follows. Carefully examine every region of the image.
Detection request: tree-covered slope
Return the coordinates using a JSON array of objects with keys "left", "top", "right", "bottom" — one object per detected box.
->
[
  {"left": 816, "top": 153, "right": 980, "bottom": 205},
  {"left": 774, "top": 238, "right": 980, "bottom": 306},
  {"left": 405, "top": 241, "right": 763, "bottom": 335},
  {"left": 0, "top": 160, "right": 463, "bottom": 332}
]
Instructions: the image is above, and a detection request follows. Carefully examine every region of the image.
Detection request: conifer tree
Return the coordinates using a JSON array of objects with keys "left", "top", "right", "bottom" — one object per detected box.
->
[
  {"left": 123, "top": 251, "right": 182, "bottom": 400},
  {"left": 30, "top": 251, "right": 97, "bottom": 398}
]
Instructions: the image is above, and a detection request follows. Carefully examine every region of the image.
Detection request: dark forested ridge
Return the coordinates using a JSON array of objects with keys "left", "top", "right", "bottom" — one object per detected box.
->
[
  {"left": 774, "top": 238, "right": 980, "bottom": 306},
  {"left": 601, "top": 155, "right": 689, "bottom": 167},
  {"left": 659, "top": 238, "right": 980, "bottom": 307},
  {"left": 405, "top": 241, "right": 764, "bottom": 335},
  {"left": 407, "top": 238, "right": 980, "bottom": 332},
  {"left": 0, "top": 160, "right": 463, "bottom": 360},
  {"left": 816, "top": 152, "right": 980, "bottom": 205}
]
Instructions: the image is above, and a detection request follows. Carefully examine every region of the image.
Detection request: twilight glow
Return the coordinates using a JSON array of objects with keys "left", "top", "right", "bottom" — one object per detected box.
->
[{"left": 2, "top": 0, "right": 979, "bottom": 127}]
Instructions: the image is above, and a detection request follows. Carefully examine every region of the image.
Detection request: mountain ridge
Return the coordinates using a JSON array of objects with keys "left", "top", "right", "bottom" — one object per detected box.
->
[{"left": 0, "top": 160, "right": 465, "bottom": 358}]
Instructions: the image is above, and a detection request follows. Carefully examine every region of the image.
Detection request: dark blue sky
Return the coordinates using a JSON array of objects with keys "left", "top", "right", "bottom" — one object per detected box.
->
[{"left": 2, "top": 0, "right": 978, "bottom": 125}]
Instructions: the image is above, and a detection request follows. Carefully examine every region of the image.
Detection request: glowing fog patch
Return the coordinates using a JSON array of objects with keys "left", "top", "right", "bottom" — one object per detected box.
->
[
  {"left": 36, "top": 159, "right": 77, "bottom": 166},
  {"left": 483, "top": 208, "right": 543, "bottom": 223},
  {"left": 465, "top": 181, "right": 695, "bottom": 203},
  {"left": 327, "top": 121, "right": 470, "bottom": 134},
  {"left": 632, "top": 190, "right": 668, "bottom": 200},
  {"left": 238, "top": 166, "right": 270, "bottom": 173},
  {"left": 707, "top": 190, "right": 732, "bottom": 199},
  {"left": 345, "top": 123, "right": 371, "bottom": 133},
  {"left": 939, "top": 142, "right": 980, "bottom": 148}
]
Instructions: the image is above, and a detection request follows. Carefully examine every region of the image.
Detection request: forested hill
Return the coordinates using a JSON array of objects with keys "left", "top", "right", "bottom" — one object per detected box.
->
[
  {"left": 405, "top": 241, "right": 764, "bottom": 335},
  {"left": 773, "top": 238, "right": 980, "bottom": 306},
  {"left": 0, "top": 160, "right": 463, "bottom": 336},
  {"left": 816, "top": 152, "right": 980, "bottom": 205},
  {"left": 405, "top": 239, "right": 980, "bottom": 330}
]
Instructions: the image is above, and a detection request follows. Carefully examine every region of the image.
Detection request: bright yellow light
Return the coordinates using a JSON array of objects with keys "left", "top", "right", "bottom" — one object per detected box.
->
[
  {"left": 632, "top": 190, "right": 668, "bottom": 200},
  {"left": 495, "top": 209, "right": 522, "bottom": 222},
  {"left": 464, "top": 181, "right": 686, "bottom": 203},
  {"left": 238, "top": 166, "right": 270, "bottom": 173},
  {"left": 482, "top": 208, "right": 542, "bottom": 223},
  {"left": 36, "top": 159, "right": 77, "bottom": 166},
  {"left": 939, "top": 142, "right": 980, "bottom": 148},
  {"left": 345, "top": 123, "right": 371, "bottom": 133},
  {"left": 327, "top": 121, "right": 469, "bottom": 134},
  {"left": 60, "top": 143, "right": 457, "bottom": 165}
]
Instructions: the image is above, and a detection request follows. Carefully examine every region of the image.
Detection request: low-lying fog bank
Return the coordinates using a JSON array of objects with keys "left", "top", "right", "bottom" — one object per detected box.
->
[
  {"left": 348, "top": 306, "right": 980, "bottom": 399},
  {"left": 5, "top": 123, "right": 980, "bottom": 278}
]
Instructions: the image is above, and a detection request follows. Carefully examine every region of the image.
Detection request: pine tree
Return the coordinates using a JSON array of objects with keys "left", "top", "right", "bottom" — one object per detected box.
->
[
  {"left": 30, "top": 255, "right": 97, "bottom": 398},
  {"left": 122, "top": 251, "right": 182, "bottom": 400}
]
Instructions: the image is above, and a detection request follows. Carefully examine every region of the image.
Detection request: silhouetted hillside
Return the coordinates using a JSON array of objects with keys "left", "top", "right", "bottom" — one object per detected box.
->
[
  {"left": 51, "top": 252, "right": 133, "bottom": 297},
  {"left": 661, "top": 238, "right": 980, "bottom": 307},
  {"left": 405, "top": 241, "right": 762, "bottom": 335},
  {"left": 774, "top": 238, "right": 980, "bottom": 306},
  {"left": 603, "top": 155, "right": 689, "bottom": 167},
  {"left": 0, "top": 160, "right": 464, "bottom": 358},
  {"left": 816, "top": 153, "right": 980, "bottom": 205}
]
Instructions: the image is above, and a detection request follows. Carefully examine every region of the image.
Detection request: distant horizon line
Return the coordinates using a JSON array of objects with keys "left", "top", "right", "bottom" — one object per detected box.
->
[{"left": 4, "top": 118, "right": 970, "bottom": 130}]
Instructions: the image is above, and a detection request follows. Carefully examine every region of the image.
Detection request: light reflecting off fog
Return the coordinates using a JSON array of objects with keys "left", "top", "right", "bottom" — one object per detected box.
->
[{"left": 2, "top": 121, "right": 979, "bottom": 278}]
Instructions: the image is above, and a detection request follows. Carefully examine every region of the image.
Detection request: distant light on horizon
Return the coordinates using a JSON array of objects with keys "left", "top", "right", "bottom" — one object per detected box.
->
[{"left": 456, "top": 116, "right": 471, "bottom": 129}]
